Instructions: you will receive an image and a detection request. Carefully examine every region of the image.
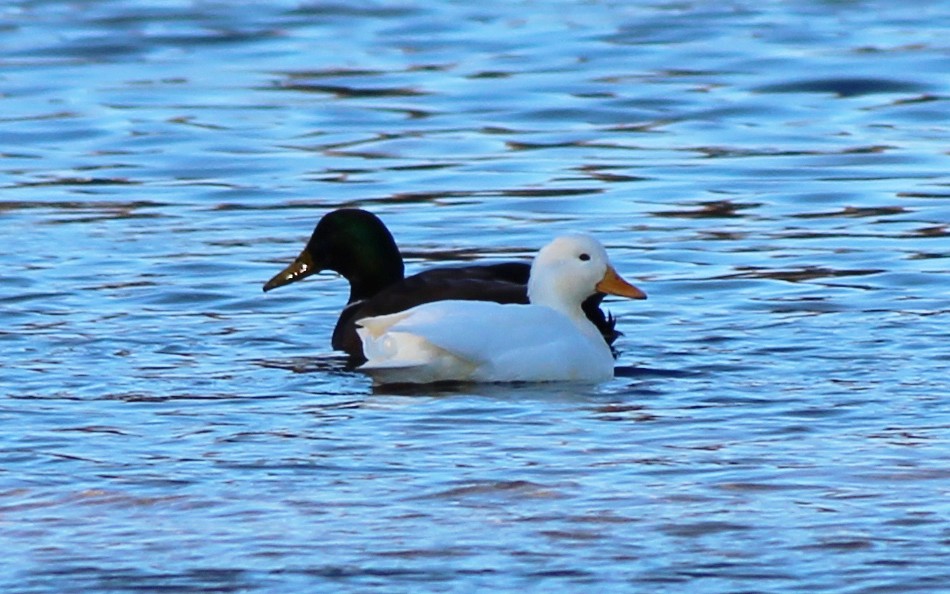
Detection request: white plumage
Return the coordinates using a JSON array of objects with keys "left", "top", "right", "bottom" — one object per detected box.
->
[{"left": 356, "top": 234, "right": 646, "bottom": 385}]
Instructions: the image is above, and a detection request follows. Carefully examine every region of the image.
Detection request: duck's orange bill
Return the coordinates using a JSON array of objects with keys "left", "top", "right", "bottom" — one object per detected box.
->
[{"left": 596, "top": 266, "right": 647, "bottom": 300}]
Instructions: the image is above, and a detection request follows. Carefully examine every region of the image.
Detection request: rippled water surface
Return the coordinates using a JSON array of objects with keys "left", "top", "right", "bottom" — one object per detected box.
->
[{"left": 2, "top": 1, "right": 949, "bottom": 592}]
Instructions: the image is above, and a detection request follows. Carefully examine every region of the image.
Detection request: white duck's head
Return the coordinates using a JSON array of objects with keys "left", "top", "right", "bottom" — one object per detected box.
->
[{"left": 528, "top": 234, "right": 646, "bottom": 317}]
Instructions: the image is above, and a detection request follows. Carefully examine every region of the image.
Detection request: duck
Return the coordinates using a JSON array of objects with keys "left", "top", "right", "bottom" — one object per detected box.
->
[
  {"left": 356, "top": 234, "right": 646, "bottom": 385},
  {"left": 262, "top": 209, "right": 619, "bottom": 364}
]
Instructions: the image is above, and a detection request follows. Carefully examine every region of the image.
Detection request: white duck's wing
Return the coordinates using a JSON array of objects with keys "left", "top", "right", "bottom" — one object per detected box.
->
[
  {"left": 357, "top": 300, "right": 613, "bottom": 383},
  {"left": 356, "top": 301, "right": 483, "bottom": 383}
]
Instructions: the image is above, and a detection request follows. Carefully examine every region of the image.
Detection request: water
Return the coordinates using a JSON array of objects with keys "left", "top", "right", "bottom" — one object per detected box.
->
[{"left": 2, "top": 0, "right": 949, "bottom": 591}]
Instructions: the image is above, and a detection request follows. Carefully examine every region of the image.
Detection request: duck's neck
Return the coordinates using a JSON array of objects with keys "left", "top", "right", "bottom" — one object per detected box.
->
[
  {"left": 528, "top": 280, "right": 600, "bottom": 338},
  {"left": 345, "top": 248, "right": 404, "bottom": 303}
]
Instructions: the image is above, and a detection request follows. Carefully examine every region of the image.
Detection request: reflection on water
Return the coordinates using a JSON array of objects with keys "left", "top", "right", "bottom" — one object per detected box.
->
[{"left": 2, "top": 0, "right": 949, "bottom": 592}]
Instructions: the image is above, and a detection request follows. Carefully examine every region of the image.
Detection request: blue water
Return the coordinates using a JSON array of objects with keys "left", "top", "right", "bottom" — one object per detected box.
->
[{"left": 2, "top": 1, "right": 949, "bottom": 592}]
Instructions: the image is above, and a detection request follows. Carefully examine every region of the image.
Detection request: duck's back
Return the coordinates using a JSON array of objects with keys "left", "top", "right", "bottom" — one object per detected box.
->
[
  {"left": 334, "top": 264, "right": 529, "bottom": 361},
  {"left": 357, "top": 300, "right": 614, "bottom": 384}
]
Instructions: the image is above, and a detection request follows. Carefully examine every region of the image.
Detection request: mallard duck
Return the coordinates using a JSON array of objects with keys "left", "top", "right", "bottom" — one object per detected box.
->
[
  {"left": 356, "top": 234, "right": 646, "bottom": 385},
  {"left": 263, "top": 209, "right": 619, "bottom": 363}
]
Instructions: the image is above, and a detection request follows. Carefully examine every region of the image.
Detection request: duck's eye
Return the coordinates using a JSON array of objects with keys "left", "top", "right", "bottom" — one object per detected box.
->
[{"left": 578, "top": 253, "right": 591, "bottom": 261}]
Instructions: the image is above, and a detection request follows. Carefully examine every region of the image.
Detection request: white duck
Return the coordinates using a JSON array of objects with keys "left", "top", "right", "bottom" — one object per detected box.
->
[{"left": 355, "top": 234, "right": 646, "bottom": 385}]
